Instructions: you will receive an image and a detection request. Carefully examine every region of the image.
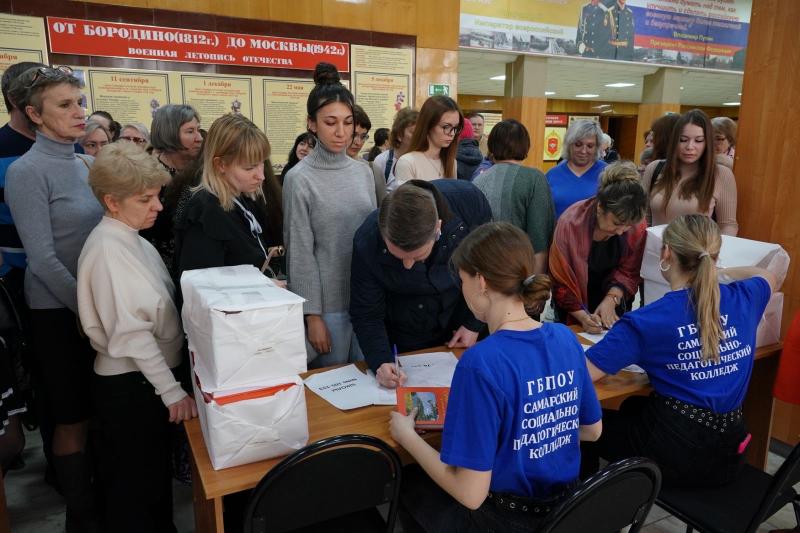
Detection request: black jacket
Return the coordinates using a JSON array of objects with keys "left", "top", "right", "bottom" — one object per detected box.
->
[
  {"left": 456, "top": 139, "right": 483, "bottom": 181},
  {"left": 350, "top": 179, "right": 492, "bottom": 372}
]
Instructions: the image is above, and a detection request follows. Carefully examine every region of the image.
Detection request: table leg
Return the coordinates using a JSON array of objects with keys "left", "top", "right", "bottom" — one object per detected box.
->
[
  {"left": 743, "top": 353, "right": 780, "bottom": 470},
  {"left": 191, "top": 455, "right": 224, "bottom": 533}
]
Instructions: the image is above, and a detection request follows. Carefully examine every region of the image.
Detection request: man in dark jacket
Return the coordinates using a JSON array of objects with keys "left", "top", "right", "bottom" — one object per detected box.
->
[
  {"left": 350, "top": 179, "right": 492, "bottom": 386},
  {"left": 455, "top": 119, "right": 483, "bottom": 181}
]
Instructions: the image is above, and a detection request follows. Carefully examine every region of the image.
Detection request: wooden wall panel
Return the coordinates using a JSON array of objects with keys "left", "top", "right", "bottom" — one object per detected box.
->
[
  {"left": 634, "top": 102, "right": 680, "bottom": 162},
  {"left": 415, "top": 48, "right": 458, "bottom": 106},
  {"left": 268, "top": 0, "right": 322, "bottom": 25},
  {"left": 734, "top": 0, "right": 800, "bottom": 445},
  {"left": 682, "top": 105, "right": 739, "bottom": 119},
  {"left": 371, "top": 0, "right": 417, "bottom": 35},
  {"left": 322, "top": 0, "right": 371, "bottom": 31},
  {"left": 416, "top": 0, "right": 459, "bottom": 50},
  {"left": 458, "top": 94, "right": 505, "bottom": 113},
  {"left": 504, "top": 96, "right": 546, "bottom": 169},
  {"left": 546, "top": 99, "right": 639, "bottom": 115},
  {"left": 773, "top": 399, "right": 800, "bottom": 446}
]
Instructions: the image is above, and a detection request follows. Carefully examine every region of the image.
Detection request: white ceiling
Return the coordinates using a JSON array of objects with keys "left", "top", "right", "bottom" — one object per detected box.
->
[{"left": 458, "top": 49, "right": 743, "bottom": 109}]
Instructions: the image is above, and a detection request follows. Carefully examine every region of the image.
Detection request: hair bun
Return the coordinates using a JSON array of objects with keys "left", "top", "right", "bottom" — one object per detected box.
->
[
  {"left": 600, "top": 161, "right": 640, "bottom": 187},
  {"left": 313, "top": 62, "right": 341, "bottom": 86}
]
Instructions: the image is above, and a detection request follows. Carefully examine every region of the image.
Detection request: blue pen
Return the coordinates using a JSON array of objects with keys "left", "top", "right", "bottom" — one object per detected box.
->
[
  {"left": 581, "top": 304, "right": 602, "bottom": 328},
  {"left": 393, "top": 344, "right": 400, "bottom": 373}
]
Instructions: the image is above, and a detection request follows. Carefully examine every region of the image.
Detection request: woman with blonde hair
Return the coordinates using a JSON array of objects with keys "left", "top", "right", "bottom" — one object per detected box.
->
[
  {"left": 549, "top": 162, "right": 648, "bottom": 332},
  {"left": 390, "top": 222, "right": 601, "bottom": 531},
  {"left": 78, "top": 141, "right": 197, "bottom": 532},
  {"left": 583, "top": 214, "right": 777, "bottom": 486},
  {"left": 175, "top": 113, "right": 281, "bottom": 276},
  {"left": 393, "top": 95, "right": 463, "bottom": 184}
]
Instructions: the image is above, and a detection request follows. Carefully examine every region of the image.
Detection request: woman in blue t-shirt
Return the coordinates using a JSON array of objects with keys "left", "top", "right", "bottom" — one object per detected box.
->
[
  {"left": 583, "top": 214, "right": 777, "bottom": 486},
  {"left": 390, "top": 222, "right": 602, "bottom": 532}
]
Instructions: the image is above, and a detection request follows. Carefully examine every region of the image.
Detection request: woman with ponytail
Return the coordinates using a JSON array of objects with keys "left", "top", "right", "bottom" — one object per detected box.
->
[
  {"left": 549, "top": 161, "right": 648, "bottom": 332},
  {"left": 583, "top": 214, "right": 777, "bottom": 486},
  {"left": 390, "top": 222, "right": 601, "bottom": 532},
  {"left": 283, "top": 62, "right": 376, "bottom": 367}
]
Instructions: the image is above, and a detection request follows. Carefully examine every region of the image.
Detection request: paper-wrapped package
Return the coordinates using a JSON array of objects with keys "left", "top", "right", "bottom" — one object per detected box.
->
[
  {"left": 192, "top": 368, "right": 309, "bottom": 470},
  {"left": 641, "top": 225, "right": 789, "bottom": 347},
  {"left": 181, "top": 265, "right": 307, "bottom": 391}
]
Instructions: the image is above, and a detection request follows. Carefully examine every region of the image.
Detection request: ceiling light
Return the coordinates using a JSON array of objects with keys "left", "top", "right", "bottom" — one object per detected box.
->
[
  {"left": 723, "top": 102, "right": 741, "bottom": 106},
  {"left": 680, "top": 86, "right": 684, "bottom": 90},
  {"left": 605, "top": 82, "right": 635, "bottom": 88},
  {"left": 545, "top": 91, "right": 556, "bottom": 96},
  {"left": 575, "top": 93, "right": 599, "bottom": 98},
  {"left": 490, "top": 75, "right": 506, "bottom": 81}
]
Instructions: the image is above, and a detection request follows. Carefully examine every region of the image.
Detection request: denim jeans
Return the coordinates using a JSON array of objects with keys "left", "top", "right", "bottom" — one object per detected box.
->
[
  {"left": 306, "top": 311, "right": 364, "bottom": 368},
  {"left": 399, "top": 465, "right": 544, "bottom": 533}
]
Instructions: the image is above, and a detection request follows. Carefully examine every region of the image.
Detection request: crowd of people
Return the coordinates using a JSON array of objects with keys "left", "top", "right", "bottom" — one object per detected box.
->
[{"left": 0, "top": 58, "right": 772, "bottom": 533}]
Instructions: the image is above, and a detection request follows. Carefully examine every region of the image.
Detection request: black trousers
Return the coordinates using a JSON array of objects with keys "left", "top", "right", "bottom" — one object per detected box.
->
[
  {"left": 93, "top": 371, "right": 176, "bottom": 533},
  {"left": 399, "top": 464, "right": 545, "bottom": 533},
  {"left": 581, "top": 395, "right": 748, "bottom": 487}
]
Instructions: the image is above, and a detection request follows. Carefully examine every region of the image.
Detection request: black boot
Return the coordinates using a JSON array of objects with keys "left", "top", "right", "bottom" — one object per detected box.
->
[{"left": 52, "top": 452, "right": 101, "bottom": 533}]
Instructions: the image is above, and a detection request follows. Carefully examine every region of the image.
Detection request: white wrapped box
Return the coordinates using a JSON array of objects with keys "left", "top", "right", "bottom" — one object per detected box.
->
[
  {"left": 192, "top": 370, "right": 309, "bottom": 470},
  {"left": 641, "top": 225, "right": 789, "bottom": 347},
  {"left": 181, "top": 265, "right": 307, "bottom": 391}
]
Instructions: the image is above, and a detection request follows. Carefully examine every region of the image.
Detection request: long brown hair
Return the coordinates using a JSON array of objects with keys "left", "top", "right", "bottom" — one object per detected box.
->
[
  {"left": 452, "top": 222, "right": 551, "bottom": 308},
  {"left": 663, "top": 214, "right": 723, "bottom": 362},
  {"left": 651, "top": 109, "right": 717, "bottom": 214},
  {"left": 407, "top": 96, "right": 463, "bottom": 178}
]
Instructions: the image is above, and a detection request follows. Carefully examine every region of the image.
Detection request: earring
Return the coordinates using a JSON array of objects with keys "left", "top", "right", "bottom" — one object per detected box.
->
[{"left": 659, "top": 259, "right": 671, "bottom": 272}]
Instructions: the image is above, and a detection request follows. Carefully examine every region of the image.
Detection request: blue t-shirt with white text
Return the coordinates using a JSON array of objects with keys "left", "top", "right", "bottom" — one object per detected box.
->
[
  {"left": 545, "top": 159, "right": 607, "bottom": 219},
  {"left": 440, "top": 323, "right": 602, "bottom": 499},
  {"left": 586, "top": 277, "right": 771, "bottom": 413}
]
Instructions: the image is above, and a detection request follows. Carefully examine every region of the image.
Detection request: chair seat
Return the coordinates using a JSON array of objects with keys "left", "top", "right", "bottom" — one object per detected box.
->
[
  {"left": 289, "top": 508, "right": 387, "bottom": 533},
  {"left": 657, "top": 465, "right": 797, "bottom": 533}
]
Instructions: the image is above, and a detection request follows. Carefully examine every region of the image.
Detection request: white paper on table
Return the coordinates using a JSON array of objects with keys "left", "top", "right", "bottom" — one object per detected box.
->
[
  {"left": 366, "top": 370, "right": 399, "bottom": 406},
  {"left": 398, "top": 352, "right": 459, "bottom": 387},
  {"left": 581, "top": 344, "right": 591, "bottom": 352},
  {"left": 622, "top": 364, "right": 646, "bottom": 374},
  {"left": 304, "top": 364, "right": 381, "bottom": 410},
  {"left": 578, "top": 330, "right": 607, "bottom": 344}
]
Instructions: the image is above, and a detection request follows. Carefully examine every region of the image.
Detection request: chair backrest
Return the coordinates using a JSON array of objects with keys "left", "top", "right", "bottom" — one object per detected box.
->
[
  {"left": 243, "top": 434, "right": 402, "bottom": 533},
  {"left": 538, "top": 457, "right": 662, "bottom": 533},
  {"left": 747, "top": 441, "right": 800, "bottom": 532}
]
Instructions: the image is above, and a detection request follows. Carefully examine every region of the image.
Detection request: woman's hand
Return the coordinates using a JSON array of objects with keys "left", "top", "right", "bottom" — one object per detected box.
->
[
  {"left": 376, "top": 362, "right": 407, "bottom": 388},
  {"left": 447, "top": 326, "right": 479, "bottom": 349},
  {"left": 578, "top": 311, "right": 604, "bottom": 334},
  {"left": 168, "top": 395, "right": 198, "bottom": 424},
  {"left": 594, "top": 296, "right": 620, "bottom": 329},
  {"left": 390, "top": 407, "right": 418, "bottom": 447},
  {"left": 306, "top": 315, "right": 332, "bottom": 354}
]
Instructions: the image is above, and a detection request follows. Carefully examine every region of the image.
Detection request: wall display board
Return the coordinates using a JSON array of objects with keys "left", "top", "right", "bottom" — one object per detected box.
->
[
  {"left": 569, "top": 115, "right": 600, "bottom": 125},
  {"left": 87, "top": 69, "right": 170, "bottom": 126},
  {"left": 460, "top": 0, "right": 750, "bottom": 71},
  {"left": 47, "top": 17, "right": 350, "bottom": 72},
  {"left": 482, "top": 112, "right": 503, "bottom": 135},
  {"left": 351, "top": 45, "right": 413, "bottom": 130},
  {"left": 543, "top": 127, "right": 566, "bottom": 161},
  {"left": 179, "top": 74, "right": 255, "bottom": 125},
  {"left": 262, "top": 78, "right": 315, "bottom": 168},
  {"left": 0, "top": 14, "right": 49, "bottom": 113}
]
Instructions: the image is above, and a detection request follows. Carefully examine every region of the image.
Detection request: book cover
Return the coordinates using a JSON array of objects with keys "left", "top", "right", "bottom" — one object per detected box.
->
[{"left": 396, "top": 387, "right": 449, "bottom": 430}]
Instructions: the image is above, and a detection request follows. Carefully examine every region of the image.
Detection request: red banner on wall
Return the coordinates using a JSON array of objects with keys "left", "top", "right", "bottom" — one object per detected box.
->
[
  {"left": 545, "top": 114, "right": 568, "bottom": 127},
  {"left": 46, "top": 17, "right": 349, "bottom": 72}
]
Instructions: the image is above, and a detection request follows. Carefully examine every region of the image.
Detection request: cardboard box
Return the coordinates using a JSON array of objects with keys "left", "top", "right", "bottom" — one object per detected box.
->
[
  {"left": 192, "top": 370, "right": 309, "bottom": 470},
  {"left": 181, "top": 265, "right": 307, "bottom": 392},
  {"left": 641, "top": 225, "right": 789, "bottom": 347}
]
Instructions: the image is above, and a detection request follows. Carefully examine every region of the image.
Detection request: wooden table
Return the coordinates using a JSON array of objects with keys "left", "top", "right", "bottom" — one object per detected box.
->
[{"left": 186, "top": 336, "right": 783, "bottom": 533}]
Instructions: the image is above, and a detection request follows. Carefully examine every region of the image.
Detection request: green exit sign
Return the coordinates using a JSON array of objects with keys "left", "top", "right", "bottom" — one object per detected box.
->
[{"left": 428, "top": 83, "right": 450, "bottom": 96}]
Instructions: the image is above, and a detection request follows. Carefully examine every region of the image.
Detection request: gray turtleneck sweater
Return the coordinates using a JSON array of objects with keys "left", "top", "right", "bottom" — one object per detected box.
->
[
  {"left": 283, "top": 141, "right": 376, "bottom": 314},
  {"left": 6, "top": 132, "right": 103, "bottom": 312}
]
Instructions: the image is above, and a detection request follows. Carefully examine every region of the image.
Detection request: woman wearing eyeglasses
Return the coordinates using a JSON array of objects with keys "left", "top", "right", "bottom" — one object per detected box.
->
[
  {"left": 394, "top": 95, "right": 463, "bottom": 185},
  {"left": 5, "top": 65, "right": 103, "bottom": 532},
  {"left": 79, "top": 121, "right": 111, "bottom": 157},
  {"left": 174, "top": 113, "right": 282, "bottom": 282},
  {"left": 119, "top": 122, "right": 150, "bottom": 146}
]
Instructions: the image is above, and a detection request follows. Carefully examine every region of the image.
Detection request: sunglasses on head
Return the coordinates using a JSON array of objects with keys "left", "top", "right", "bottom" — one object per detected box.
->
[{"left": 29, "top": 65, "right": 75, "bottom": 87}]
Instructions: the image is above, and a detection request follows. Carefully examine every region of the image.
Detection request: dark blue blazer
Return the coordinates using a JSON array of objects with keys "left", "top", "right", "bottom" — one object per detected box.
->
[{"left": 350, "top": 179, "right": 492, "bottom": 372}]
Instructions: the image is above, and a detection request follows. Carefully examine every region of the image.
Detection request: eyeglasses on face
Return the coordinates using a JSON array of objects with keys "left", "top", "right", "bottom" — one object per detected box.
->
[
  {"left": 438, "top": 123, "right": 462, "bottom": 136},
  {"left": 354, "top": 133, "right": 369, "bottom": 141},
  {"left": 120, "top": 136, "right": 147, "bottom": 145},
  {"left": 30, "top": 65, "right": 74, "bottom": 86}
]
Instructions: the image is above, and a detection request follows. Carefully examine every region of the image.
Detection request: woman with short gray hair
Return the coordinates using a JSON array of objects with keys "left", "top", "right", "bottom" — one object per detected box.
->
[
  {"left": 546, "top": 120, "right": 607, "bottom": 218},
  {"left": 119, "top": 122, "right": 150, "bottom": 146}
]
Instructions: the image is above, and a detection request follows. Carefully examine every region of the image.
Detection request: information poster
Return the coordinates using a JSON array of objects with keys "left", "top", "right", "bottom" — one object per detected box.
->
[
  {"left": 483, "top": 112, "right": 502, "bottom": 135},
  {"left": 263, "top": 78, "right": 315, "bottom": 168},
  {"left": 351, "top": 45, "right": 413, "bottom": 130},
  {"left": 180, "top": 74, "right": 254, "bottom": 123},
  {"left": 543, "top": 127, "right": 566, "bottom": 161},
  {"left": 0, "top": 14, "right": 49, "bottom": 113},
  {"left": 460, "top": 0, "right": 750, "bottom": 71},
  {"left": 88, "top": 69, "right": 170, "bottom": 126}
]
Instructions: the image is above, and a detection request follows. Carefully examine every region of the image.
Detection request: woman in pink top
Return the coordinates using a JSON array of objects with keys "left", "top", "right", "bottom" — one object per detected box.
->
[{"left": 641, "top": 109, "right": 738, "bottom": 236}]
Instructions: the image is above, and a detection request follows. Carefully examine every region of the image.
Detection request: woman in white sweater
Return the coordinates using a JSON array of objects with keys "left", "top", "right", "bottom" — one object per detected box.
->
[{"left": 77, "top": 142, "right": 197, "bottom": 532}]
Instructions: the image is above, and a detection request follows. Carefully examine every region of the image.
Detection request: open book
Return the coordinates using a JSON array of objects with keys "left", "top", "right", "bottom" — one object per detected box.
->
[{"left": 396, "top": 387, "right": 449, "bottom": 430}]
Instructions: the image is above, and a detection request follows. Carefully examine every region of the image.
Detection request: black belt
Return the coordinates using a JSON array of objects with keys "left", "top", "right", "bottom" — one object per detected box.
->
[
  {"left": 487, "top": 482, "right": 576, "bottom": 515},
  {"left": 656, "top": 393, "right": 743, "bottom": 433}
]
